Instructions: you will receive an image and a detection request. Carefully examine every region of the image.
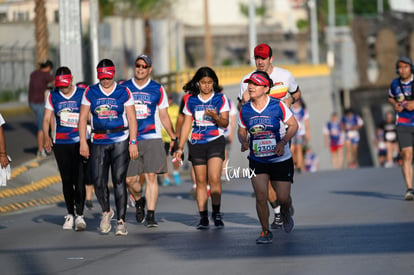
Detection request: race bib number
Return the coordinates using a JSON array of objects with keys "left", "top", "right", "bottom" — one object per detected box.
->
[
  {"left": 60, "top": 112, "right": 79, "bottom": 128},
  {"left": 195, "top": 110, "right": 214, "bottom": 126},
  {"left": 135, "top": 104, "right": 149, "bottom": 119},
  {"left": 253, "top": 139, "right": 276, "bottom": 157}
]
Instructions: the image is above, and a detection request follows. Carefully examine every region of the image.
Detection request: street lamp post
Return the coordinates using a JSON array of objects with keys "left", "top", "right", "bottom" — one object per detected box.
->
[
  {"left": 248, "top": 0, "right": 257, "bottom": 66},
  {"left": 308, "top": 0, "right": 319, "bottom": 65}
]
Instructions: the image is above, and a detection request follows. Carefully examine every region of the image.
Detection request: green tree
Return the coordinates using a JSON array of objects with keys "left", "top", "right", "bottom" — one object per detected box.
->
[
  {"left": 320, "top": 0, "right": 390, "bottom": 26},
  {"left": 239, "top": 3, "right": 266, "bottom": 17}
]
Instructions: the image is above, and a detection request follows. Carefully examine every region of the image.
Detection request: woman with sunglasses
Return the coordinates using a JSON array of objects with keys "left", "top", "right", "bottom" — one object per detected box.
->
[
  {"left": 238, "top": 71, "right": 298, "bottom": 244},
  {"left": 42, "top": 66, "right": 87, "bottom": 231},
  {"left": 174, "top": 66, "right": 229, "bottom": 229}
]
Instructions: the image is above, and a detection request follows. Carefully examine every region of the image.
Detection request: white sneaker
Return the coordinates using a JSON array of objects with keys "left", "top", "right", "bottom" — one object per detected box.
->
[
  {"left": 115, "top": 219, "right": 128, "bottom": 236},
  {"left": 63, "top": 214, "right": 74, "bottom": 230},
  {"left": 100, "top": 209, "right": 114, "bottom": 233},
  {"left": 75, "top": 215, "right": 86, "bottom": 231}
]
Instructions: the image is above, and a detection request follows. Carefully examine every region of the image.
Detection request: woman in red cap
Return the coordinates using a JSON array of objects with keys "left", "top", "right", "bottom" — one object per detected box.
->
[
  {"left": 238, "top": 71, "right": 298, "bottom": 244},
  {"left": 42, "top": 66, "right": 87, "bottom": 231},
  {"left": 78, "top": 59, "right": 138, "bottom": 236}
]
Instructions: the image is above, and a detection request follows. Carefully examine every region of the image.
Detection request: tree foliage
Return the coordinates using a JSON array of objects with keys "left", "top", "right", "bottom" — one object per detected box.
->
[{"left": 319, "top": 0, "right": 390, "bottom": 26}]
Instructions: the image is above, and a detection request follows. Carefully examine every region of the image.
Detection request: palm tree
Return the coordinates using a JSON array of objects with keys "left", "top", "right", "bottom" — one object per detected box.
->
[
  {"left": 34, "top": 0, "right": 49, "bottom": 65},
  {"left": 120, "top": 0, "right": 173, "bottom": 57}
]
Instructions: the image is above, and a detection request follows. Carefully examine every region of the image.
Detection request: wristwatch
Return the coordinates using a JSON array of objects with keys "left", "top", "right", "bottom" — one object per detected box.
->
[{"left": 129, "top": 139, "right": 137, "bottom": 145}]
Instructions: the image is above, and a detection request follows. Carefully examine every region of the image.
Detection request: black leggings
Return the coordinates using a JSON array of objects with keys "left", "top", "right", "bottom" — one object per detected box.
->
[
  {"left": 90, "top": 140, "right": 129, "bottom": 221},
  {"left": 53, "top": 143, "right": 85, "bottom": 216}
]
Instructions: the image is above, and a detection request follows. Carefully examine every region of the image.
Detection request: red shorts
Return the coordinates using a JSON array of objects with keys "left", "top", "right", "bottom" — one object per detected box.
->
[{"left": 330, "top": 144, "right": 343, "bottom": 152}]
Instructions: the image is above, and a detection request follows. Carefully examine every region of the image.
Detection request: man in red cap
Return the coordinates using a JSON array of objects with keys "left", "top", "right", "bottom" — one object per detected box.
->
[{"left": 238, "top": 43, "right": 301, "bottom": 230}]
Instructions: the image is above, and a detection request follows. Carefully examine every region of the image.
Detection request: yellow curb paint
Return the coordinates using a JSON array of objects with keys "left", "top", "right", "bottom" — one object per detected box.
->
[
  {"left": 0, "top": 174, "right": 61, "bottom": 198},
  {"left": 0, "top": 194, "right": 64, "bottom": 214}
]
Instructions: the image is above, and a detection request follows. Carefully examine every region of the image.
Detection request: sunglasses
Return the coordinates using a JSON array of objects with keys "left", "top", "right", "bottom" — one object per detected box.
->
[{"left": 135, "top": 64, "right": 149, "bottom": 69}]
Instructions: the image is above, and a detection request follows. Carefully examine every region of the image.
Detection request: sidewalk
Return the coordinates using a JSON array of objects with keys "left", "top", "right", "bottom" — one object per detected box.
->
[{"left": 0, "top": 100, "right": 31, "bottom": 118}]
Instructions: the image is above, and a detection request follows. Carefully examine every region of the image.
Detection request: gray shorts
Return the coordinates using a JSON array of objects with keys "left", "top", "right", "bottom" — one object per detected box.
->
[
  {"left": 127, "top": 138, "right": 167, "bottom": 176},
  {"left": 396, "top": 125, "right": 414, "bottom": 149}
]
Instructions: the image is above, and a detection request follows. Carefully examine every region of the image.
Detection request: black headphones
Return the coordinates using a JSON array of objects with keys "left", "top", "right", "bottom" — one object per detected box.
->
[{"left": 396, "top": 56, "right": 414, "bottom": 74}]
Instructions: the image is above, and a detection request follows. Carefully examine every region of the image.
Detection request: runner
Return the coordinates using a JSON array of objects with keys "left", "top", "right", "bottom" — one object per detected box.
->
[
  {"left": 42, "top": 66, "right": 86, "bottom": 231},
  {"left": 123, "top": 54, "right": 177, "bottom": 228},
  {"left": 238, "top": 71, "right": 298, "bottom": 244},
  {"left": 79, "top": 59, "right": 138, "bottom": 236},
  {"left": 238, "top": 43, "right": 301, "bottom": 230},
  {"left": 173, "top": 66, "right": 229, "bottom": 229}
]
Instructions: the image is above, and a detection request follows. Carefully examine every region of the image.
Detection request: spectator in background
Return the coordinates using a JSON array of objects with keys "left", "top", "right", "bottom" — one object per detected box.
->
[
  {"left": 304, "top": 145, "right": 318, "bottom": 172},
  {"left": 28, "top": 59, "right": 54, "bottom": 158},
  {"left": 290, "top": 98, "right": 310, "bottom": 173},
  {"left": 377, "top": 110, "right": 399, "bottom": 168},
  {"left": 341, "top": 108, "right": 364, "bottom": 169},
  {"left": 0, "top": 113, "right": 10, "bottom": 168},
  {"left": 324, "top": 112, "right": 345, "bottom": 170}
]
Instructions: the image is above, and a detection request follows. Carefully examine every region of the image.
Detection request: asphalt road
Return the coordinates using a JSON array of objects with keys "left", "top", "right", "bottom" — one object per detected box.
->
[
  {"left": 1, "top": 112, "right": 40, "bottom": 167},
  {"left": 0, "top": 165, "right": 413, "bottom": 275}
]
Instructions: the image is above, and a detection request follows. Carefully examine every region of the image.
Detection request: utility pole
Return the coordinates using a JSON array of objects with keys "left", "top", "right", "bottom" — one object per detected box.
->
[
  {"left": 248, "top": 0, "right": 257, "bottom": 66},
  {"left": 204, "top": 0, "right": 213, "bottom": 67},
  {"left": 328, "top": 0, "right": 341, "bottom": 114},
  {"left": 309, "top": 0, "right": 319, "bottom": 64},
  {"left": 59, "top": 0, "right": 84, "bottom": 83},
  {"left": 378, "top": 0, "right": 384, "bottom": 20},
  {"left": 90, "top": 0, "right": 100, "bottom": 83}
]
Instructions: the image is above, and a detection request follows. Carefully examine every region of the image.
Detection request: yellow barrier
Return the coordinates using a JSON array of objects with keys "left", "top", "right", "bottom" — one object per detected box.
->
[{"left": 154, "top": 64, "right": 331, "bottom": 93}]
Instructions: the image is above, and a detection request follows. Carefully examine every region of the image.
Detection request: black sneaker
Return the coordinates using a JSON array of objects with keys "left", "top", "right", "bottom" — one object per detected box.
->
[
  {"left": 85, "top": 200, "right": 93, "bottom": 210},
  {"left": 196, "top": 217, "right": 210, "bottom": 230},
  {"left": 145, "top": 215, "right": 159, "bottom": 228},
  {"left": 135, "top": 197, "right": 146, "bottom": 223},
  {"left": 256, "top": 230, "right": 273, "bottom": 244},
  {"left": 270, "top": 213, "right": 283, "bottom": 229},
  {"left": 212, "top": 212, "right": 224, "bottom": 228}
]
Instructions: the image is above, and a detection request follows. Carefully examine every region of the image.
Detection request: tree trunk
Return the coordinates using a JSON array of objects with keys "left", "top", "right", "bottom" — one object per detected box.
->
[
  {"left": 143, "top": 17, "right": 152, "bottom": 56},
  {"left": 34, "top": 0, "right": 49, "bottom": 66}
]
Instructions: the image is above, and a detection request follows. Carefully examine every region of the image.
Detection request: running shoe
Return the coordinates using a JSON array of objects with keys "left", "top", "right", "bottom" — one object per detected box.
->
[
  {"left": 115, "top": 219, "right": 128, "bottom": 236},
  {"left": 74, "top": 215, "right": 86, "bottom": 231},
  {"left": 404, "top": 189, "right": 413, "bottom": 201},
  {"left": 100, "top": 209, "right": 114, "bottom": 234},
  {"left": 282, "top": 208, "right": 295, "bottom": 234},
  {"left": 196, "top": 217, "right": 210, "bottom": 230},
  {"left": 173, "top": 172, "right": 181, "bottom": 185},
  {"left": 145, "top": 216, "right": 159, "bottom": 228},
  {"left": 163, "top": 177, "right": 171, "bottom": 186},
  {"left": 212, "top": 212, "right": 224, "bottom": 228},
  {"left": 270, "top": 213, "right": 283, "bottom": 229},
  {"left": 62, "top": 214, "right": 74, "bottom": 230},
  {"left": 85, "top": 200, "right": 93, "bottom": 210},
  {"left": 256, "top": 230, "right": 273, "bottom": 244},
  {"left": 135, "top": 197, "right": 146, "bottom": 223}
]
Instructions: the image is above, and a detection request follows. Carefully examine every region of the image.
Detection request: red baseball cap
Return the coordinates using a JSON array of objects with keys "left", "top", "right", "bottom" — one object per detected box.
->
[
  {"left": 55, "top": 74, "right": 72, "bottom": 87},
  {"left": 254, "top": 43, "right": 272, "bottom": 59},
  {"left": 97, "top": 66, "right": 115, "bottom": 79},
  {"left": 243, "top": 72, "right": 271, "bottom": 87}
]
